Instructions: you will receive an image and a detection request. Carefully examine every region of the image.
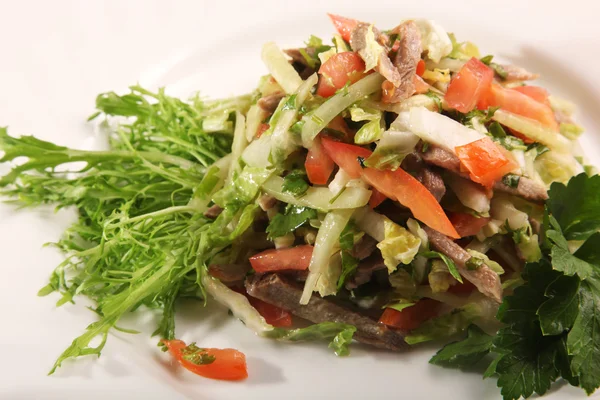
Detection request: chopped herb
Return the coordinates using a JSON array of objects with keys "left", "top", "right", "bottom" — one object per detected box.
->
[
  {"left": 181, "top": 343, "right": 217, "bottom": 365},
  {"left": 526, "top": 142, "right": 550, "bottom": 158},
  {"left": 339, "top": 222, "right": 357, "bottom": 251},
  {"left": 502, "top": 174, "right": 521, "bottom": 188},
  {"left": 490, "top": 63, "right": 508, "bottom": 80},
  {"left": 421, "top": 142, "right": 430, "bottom": 153},
  {"left": 357, "top": 156, "right": 367, "bottom": 168},
  {"left": 266, "top": 204, "right": 317, "bottom": 239},
  {"left": 465, "top": 256, "right": 484, "bottom": 270},
  {"left": 291, "top": 119, "right": 305, "bottom": 135},
  {"left": 282, "top": 169, "right": 310, "bottom": 197},
  {"left": 424, "top": 91, "right": 443, "bottom": 111},
  {"left": 336, "top": 251, "right": 359, "bottom": 291},
  {"left": 282, "top": 94, "right": 298, "bottom": 111},
  {"left": 422, "top": 251, "right": 463, "bottom": 283},
  {"left": 480, "top": 55, "right": 494, "bottom": 65},
  {"left": 488, "top": 121, "right": 527, "bottom": 150}
]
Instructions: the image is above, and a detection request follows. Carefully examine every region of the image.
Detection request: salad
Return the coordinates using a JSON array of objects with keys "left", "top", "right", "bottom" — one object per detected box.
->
[{"left": 1, "top": 13, "right": 599, "bottom": 400}]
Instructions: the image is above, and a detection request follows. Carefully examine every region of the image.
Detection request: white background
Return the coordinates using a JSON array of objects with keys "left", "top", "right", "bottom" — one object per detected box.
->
[{"left": 1, "top": 1, "right": 599, "bottom": 399}]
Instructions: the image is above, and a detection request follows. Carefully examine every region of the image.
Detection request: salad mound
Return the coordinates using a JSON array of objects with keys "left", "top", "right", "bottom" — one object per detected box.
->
[{"left": 1, "top": 13, "right": 599, "bottom": 400}]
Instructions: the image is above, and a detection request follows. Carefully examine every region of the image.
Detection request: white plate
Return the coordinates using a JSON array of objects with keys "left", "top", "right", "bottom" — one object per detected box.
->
[{"left": 1, "top": 1, "right": 600, "bottom": 399}]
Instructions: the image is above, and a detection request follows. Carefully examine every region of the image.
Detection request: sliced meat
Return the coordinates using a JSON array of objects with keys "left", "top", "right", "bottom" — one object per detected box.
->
[
  {"left": 284, "top": 48, "right": 317, "bottom": 80},
  {"left": 246, "top": 273, "right": 406, "bottom": 350},
  {"left": 345, "top": 255, "right": 386, "bottom": 290},
  {"left": 382, "top": 21, "right": 422, "bottom": 103},
  {"left": 258, "top": 194, "right": 278, "bottom": 212},
  {"left": 257, "top": 92, "right": 285, "bottom": 113},
  {"left": 423, "top": 226, "right": 503, "bottom": 303},
  {"left": 420, "top": 145, "right": 548, "bottom": 202},
  {"left": 420, "top": 168, "right": 446, "bottom": 202},
  {"left": 350, "top": 23, "right": 402, "bottom": 87},
  {"left": 208, "top": 263, "right": 250, "bottom": 284},
  {"left": 203, "top": 204, "right": 223, "bottom": 219},
  {"left": 499, "top": 64, "right": 540, "bottom": 82},
  {"left": 348, "top": 235, "right": 378, "bottom": 260}
]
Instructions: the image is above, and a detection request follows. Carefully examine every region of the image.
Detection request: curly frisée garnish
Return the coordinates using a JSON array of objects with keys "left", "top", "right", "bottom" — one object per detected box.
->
[{"left": 1, "top": 12, "right": 598, "bottom": 399}]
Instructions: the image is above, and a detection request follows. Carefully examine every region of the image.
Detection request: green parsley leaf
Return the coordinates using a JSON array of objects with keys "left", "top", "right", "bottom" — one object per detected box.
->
[
  {"left": 502, "top": 174, "right": 521, "bottom": 189},
  {"left": 429, "top": 324, "right": 493, "bottom": 367},
  {"left": 266, "top": 204, "right": 317, "bottom": 239},
  {"left": 422, "top": 251, "right": 463, "bottom": 283},
  {"left": 336, "top": 251, "right": 359, "bottom": 291},
  {"left": 281, "top": 169, "right": 310, "bottom": 197},
  {"left": 537, "top": 274, "right": 580, "bottom": 335},
  {"left": 546, "top": 173, "right": 600, "bottom": 240},
  {"left": 480, "top": 55, "right": 494, "bottom": 65}
]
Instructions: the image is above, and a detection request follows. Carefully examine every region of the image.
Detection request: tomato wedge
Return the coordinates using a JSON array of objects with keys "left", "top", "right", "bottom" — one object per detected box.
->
[
  {"left": 321, "top": 137, "right": 459, "bottom": 238},
  {"left": 317, "top": 52, "right": 367, "bottom": 98},
  {"left": 455, "top": 137, "right": 518, "bottom": 188},
  {"left": 320, "top": 137, "right": 372, "bottom": 179},
  {"left": 449, "top": 212, "right": 490, "bottom": 237},
  {"left": 416, "top": 60, "right": 426, "bottom": 77},
  {"left": 379, "top": 299, "right": 442, "bottom": 331},
  {"left": 327, "top": 13, "right": 359, "bottom": 42},
  {"left": 477, "top": 83, "right": 558, "bottom": 130},
  {"left": 369, "top": 188, "right": 387, "bottom": 209},
  {"left": 445, "top": 57, "right": 494, "bottom": 113},
  {"left": 305, "top": 137, "right": 335, "bottom": 185},
  {"left": 161, "top": 339, "right": 247, "bottom": 381},
  {"left": 249, "top": 245, "right": 313, "bottom": 273},
  {"left": 512, "top": 85, "right": 551, "bottom": 106}
]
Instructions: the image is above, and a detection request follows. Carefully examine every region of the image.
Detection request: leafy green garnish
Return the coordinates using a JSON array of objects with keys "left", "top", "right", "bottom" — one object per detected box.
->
[
  {"left": 480, "top": 55, "right": 494, "bottom": 65},
  {"left": 264, "top": 322, "right": 357, "bottom": 356},
  {"left": 422, "top": 251, "right": 463, "bottom": 283},
  {"left": 266, "top": 204, "right": 317, "bottom": 239},
  {"left": 502, "top": 174, "right": 521, "bottom": 189},
  {"left": 488, "top": 121, "right": 527, "bottom": 151},
  {"left": 282, "top": 169, "right": 310, "bottom": 197},
  {"left": 430, "top": 325, "right": 493, "bottom": 367}
]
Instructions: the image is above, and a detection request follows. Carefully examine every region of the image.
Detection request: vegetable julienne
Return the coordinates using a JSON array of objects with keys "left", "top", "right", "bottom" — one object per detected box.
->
[{"left": 0, "top": 12, "right": 597, "bottom": 400}]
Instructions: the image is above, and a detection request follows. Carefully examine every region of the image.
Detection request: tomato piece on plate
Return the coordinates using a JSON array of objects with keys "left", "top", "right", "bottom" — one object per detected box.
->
[
  {"left": 455, "top": 137, "right": 518, "bottom": 188},
  {"left": 477, "top": 83, "right": 558, "bottom": 130},
  {"left": 161, "top": 339, "right": 248, "bottom": 381},
  {"left": 317, "top": 52, "right": 366, "bottom": 98},
  {"left": 362, "top": 168, "right": 460, "bottom": 239},
  {"left": 445, "top": 57, "right": 494, "bottom": 113},
  {"left": 379, "top": 299, "right": 442, "bottom": 331},
  {"left": 327, "top": 13, "right": 359, "bottom": 42},
  {"left": 305, "top": 137, "right": 335, "bottom": 185},
  {"left": 249, "top": 245, "right": 313, "bottom": 273},
  {"left": 369, "top": 188, "right": 388, "bottom": 209},
  {"left": 449, "top": 212, "right": 491, "bottom": 237},
  {"left": 320, "top": 137, "right": 372, "bottom": 179}
]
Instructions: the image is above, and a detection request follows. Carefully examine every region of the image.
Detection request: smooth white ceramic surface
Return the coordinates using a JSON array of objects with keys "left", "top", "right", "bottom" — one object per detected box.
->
[{"left": 1, "top": 1, "right": 599, "bottom": 399}]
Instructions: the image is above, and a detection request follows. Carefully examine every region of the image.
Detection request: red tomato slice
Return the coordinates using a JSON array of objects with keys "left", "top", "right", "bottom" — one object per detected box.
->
[
  {"left": 416, "top": 60, "right": 426, "bottom": 77},
  {"left": 249, "top": 245, "right": 313, "bottom": 273},
  {"left": 455, "top": 137, "right": 518, "bottom": 188},
  {"left": 162, "top": 339, "right": 247, "bottom": 381},
  {"left": 369, "top": 188, "right": 388, "bottom": 209},
  {"left": 320, "top": 137, "right": 372, "bottom": 179},
  {"left": 445, "top": 57, "right": 494, "bottom": 113},
  {"left": 317, "top": 52, "right": 366, "bottom": 98},
  {"left": 362, "top": 168, "right": 460, "bottom": 239},
  {"left": 321, "top": 138, "right": 459, "bottom": 238},
  {"left": 327, "top": 13, "right": 359, "bottom": 42},
  {"left": 305, "top": 137, "right": 335, "bottom": 185},
  {"left": 512, "top": 85, "right": 551, "bottom": 106},
  {"left": 477, "top": 83, "right": 558, "bottom": 130},
  {"left": 449, "top": 212, "right": 491, "bottom": 238},
  {"left": 379, "top": 299, "right": 442, "bottom": 331},
  {"left": 232, "top": 288, "right": 293, "bottom": 328}
]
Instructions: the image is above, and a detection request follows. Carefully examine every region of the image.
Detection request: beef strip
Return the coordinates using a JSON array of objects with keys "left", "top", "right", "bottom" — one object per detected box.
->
[
  {"left": 345, "top": 255, "right": 386, "bottom": 290},
  {"left": 246, "top": 273, "right": 406, "bottom": 350},
  {"left": 499, "top": 64, "right": 540, "bottom": 82},
  {"left": 382, "top": 21, "right": 422, "bottom": 103},
  {"left": 350, "top": 23, "right": 402, "bottom": 87},
  {"left": 423, "top": 226, "right": 503, "bottom": 302},
  {"left": 348, "top": 235, "right": 378, "bottom": 260},
  {"left": 208, "top": 263, "right": 250, "bottom": 284},
  {"left": 283, "top": 48, "right": 316, "bottom": 80},
  {"left": 203, "top": 204, "right": 223, "bottom": 219},
  {"left": 420, "top": 168, "right": 446, "bottom": 202},
  {"left": 257, "top": 92, "right": 285, "bottom": 113},
  {"left": 420, "top": 145, "right": 548, "bottom": 202}
]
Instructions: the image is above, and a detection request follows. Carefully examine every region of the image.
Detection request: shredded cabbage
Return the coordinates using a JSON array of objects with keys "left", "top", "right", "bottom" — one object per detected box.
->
[
  {"left": 262, "top": 176, "right": 371, "bottom": 211},
  {"left": 446, "top": 174, "right": 491, "bottom": 214},
  {"left": 301, "top": 73, "right": 385, "bottom": 147},
  {"left": 261, "top": 42, "right": 304, "bottom": 94},
  {"left": 429, "top": 259, "right": 454, "bottom": 293},
  {"left": 241, "top": 133, "right": 272, "bottom": 168},
  {"left": 365, "top": 119, "right": 420, "bottom": 170},
  {"left": 376, "top": 219, "right": 421, "bottom": 273},
  {"left": 245, "top": 104, "right": 268, "bottom": 142},
  {"left": 349, "top": 104, "right": 382, "bottom": 122},
  {"left": 226, "top": 111, "right": 247, "bottom": 184},
  {"left": 413, "top": 19, "right": 453, "bottom": 63},
  {"left": 466, "top": 249, "right": 504, "bottom": 275},
  {"left": 354, "top": 117, "right": 384, "bottom": 144},
  {"left": 535, "top": 150, "right": 583, "bottom": 185},
  {"left": 492, "top": 109, "right": 571, "bottom": 153},
  {"left": 301, "top": 209, "right": 355, "bottom": 303},
  {"left": 408, "top": 107, "right": 483, "bottom": 153}
]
